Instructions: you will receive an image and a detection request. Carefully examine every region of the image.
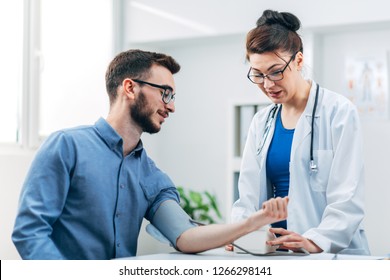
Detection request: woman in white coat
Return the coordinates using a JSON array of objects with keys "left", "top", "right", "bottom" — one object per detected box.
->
[{"left": 231, "top": 9, "right": 370, "bottom": 254}]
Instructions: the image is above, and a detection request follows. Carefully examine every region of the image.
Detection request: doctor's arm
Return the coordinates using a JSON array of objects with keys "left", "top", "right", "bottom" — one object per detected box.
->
[
  {"left": 152, "top": 197, "right": 288, "bottom": 254},
  {"left": 310, "top": 103, "right": 366, "bottom": 252}
]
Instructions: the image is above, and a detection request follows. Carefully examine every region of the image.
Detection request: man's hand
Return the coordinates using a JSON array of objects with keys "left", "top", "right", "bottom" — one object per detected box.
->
[{"left": 241, "top": 197, "right": 289, "bottom": 236}]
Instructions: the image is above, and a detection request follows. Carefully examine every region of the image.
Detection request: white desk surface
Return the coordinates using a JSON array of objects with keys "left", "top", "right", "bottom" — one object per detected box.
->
[{"left": 124, "top": 248, "right": 383, "bottom": 260}]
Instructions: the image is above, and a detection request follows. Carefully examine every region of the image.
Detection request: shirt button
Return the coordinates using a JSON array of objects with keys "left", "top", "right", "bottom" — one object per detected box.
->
[
  {"left": 116, "top": 213, "right": 120, "bottom": 218},
  {"left": 120, "top": 184, "right": 125, "bottom": 189},
  {"left": 117, "top": 243, "right": 120, "bottom": 247}
]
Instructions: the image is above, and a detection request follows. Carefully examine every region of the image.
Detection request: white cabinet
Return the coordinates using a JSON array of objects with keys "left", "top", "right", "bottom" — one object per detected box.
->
[{"left": 226, "top": 100, "right": 269, "bottom": 217}]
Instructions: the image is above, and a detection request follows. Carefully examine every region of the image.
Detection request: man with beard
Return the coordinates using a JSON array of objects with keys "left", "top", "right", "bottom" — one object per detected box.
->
[{"left": 12, "top": 49, "right": 288, "bottom": 260}]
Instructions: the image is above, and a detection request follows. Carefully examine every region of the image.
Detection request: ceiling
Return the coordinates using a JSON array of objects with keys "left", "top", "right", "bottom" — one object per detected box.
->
[{"left": 125, "top": 0, "right": 390, "bottom": 44}]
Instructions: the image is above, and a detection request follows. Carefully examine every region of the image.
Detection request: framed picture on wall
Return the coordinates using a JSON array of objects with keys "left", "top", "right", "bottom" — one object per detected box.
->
[{"left": 345, "top": 53, "right": 389, "bottom": 120}]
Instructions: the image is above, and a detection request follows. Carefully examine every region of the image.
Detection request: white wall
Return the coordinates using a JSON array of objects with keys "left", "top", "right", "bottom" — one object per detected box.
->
[
  {"left": 318, "top": 27, "right": 390, "bottom": 255},
  {"left": 141, "top": 34, "right": 266, "bottom": 212},
  {"left": 136, "top": 34, "right": 271, "bottom": 256},
  {"left": 0, "top": 150, "right": 36, "bottom": 259}
]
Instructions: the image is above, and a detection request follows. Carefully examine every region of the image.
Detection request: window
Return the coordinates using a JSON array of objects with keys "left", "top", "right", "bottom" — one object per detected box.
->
[
  {"left": 0, "top": 1, "right": 23, "bottom": 143},
  {"left": 40, "top": 0, "right": 112, "bottom": 137},
  {"left": 0, "top": 0, "right": 113, "bottom": 147}
]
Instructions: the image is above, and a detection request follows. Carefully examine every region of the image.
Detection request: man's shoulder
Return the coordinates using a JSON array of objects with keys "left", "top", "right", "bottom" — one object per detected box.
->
[
  {"left": 40, "top": 124, "right": 99, "bottom": 152},
  {"left": 59, "top": 124, "right": 95, "bottom": 135},
  {"left": 49, "top": 124, "right": 97, "bottom": 140}
]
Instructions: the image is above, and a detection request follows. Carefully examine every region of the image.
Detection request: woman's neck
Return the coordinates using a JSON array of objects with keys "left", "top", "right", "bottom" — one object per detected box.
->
[{"left": 280, "top": 79, "right": 311, "bottom": 129}]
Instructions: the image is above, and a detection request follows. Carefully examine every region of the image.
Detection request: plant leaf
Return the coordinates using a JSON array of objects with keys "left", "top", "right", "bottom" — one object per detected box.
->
[
  {"left": 176, "top": 186, "right": 222, "bottom": 224},
  {"left": 189, "top": 190, "right": 202, "bottom": 205},
  {"left": 205, "top": 191, "right": 222, "bottom": 218}
]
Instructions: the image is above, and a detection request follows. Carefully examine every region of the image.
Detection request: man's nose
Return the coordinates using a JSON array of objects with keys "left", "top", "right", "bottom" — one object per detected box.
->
[{"left": 166, "top": 100, "right": 175, "bottom": 113}]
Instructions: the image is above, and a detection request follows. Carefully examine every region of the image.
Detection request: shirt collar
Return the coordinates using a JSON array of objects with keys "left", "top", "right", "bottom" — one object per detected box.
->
[{"left": 94, "top": 118, "right": 144, "bottom": 155}]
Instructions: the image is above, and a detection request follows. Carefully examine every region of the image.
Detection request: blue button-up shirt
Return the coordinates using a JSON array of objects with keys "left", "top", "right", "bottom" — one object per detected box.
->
[{"left": 12, "top": 118, "right": 179, "bottom": 259}]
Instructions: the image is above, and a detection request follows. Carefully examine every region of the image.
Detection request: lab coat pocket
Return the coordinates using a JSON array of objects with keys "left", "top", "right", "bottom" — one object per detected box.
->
[{"left": 309, "top": 150, "right": 333, "bottom": 192}]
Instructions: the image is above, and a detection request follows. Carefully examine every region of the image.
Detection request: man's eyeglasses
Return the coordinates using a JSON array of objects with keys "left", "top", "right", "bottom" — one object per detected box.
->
[
  {"left": 133, "top": 79, "right": 175, "bottom": 104},
  {"left": 247, "top": 52, "right": 298, "bottom": 84}
]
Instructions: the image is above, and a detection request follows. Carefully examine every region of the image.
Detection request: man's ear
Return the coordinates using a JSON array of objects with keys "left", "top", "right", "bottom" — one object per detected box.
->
[{"left": 122, "top": 78, "right": 137, "bottom": 101}]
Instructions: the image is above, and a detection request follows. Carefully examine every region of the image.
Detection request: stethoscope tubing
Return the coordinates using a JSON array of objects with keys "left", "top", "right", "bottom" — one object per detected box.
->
[
  {"left": 257, "top": 83, "right": 320, "bottom": 172},
  {"left": 309, "top": 84, "right": 320, "bottom": 172},
  {"left": 256, "top": 104, "right": 278, "bottom": 156}
]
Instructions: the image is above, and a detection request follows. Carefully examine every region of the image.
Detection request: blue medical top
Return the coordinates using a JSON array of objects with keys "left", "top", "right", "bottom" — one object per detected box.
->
[
  {"left": 266, "top": 109, "right": 294, "bottom": 229},
  {"left": 12, "top": 118, "right": 179, "bottom": 259}
]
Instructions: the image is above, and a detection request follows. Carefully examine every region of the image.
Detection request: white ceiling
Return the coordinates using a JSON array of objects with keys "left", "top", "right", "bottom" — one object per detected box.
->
[{"left": 125, "top": 0, "right": 390, "bottom": 44}]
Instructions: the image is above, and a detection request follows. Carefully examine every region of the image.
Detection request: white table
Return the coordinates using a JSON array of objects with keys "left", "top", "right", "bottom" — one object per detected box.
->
[{"left": 123, "top": 248, "right": 383, "bottom": 260}]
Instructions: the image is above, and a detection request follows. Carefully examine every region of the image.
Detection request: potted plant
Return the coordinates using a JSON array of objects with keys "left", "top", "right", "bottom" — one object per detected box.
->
[{"left": 177, "top": 186, "right": 223, "bottom": 224}]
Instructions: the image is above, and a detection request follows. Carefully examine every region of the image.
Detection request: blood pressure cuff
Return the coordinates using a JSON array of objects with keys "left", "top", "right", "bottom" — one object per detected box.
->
[{"left": 148, "top": 200, "right": 198, "bottom": 250}]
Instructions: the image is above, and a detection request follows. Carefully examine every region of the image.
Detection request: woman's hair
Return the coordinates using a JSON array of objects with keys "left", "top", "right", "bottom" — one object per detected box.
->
[{"left": 246, "top": 10, "right": 303, "bottom": 60}]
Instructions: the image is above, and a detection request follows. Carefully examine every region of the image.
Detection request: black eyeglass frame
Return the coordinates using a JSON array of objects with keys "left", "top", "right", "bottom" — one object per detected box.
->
[
  {"left": 132, "top": 79, "right": 175, "bottom": 104},
  {"left": 247, "top": 52, "right": 298, "bottom": 84}
]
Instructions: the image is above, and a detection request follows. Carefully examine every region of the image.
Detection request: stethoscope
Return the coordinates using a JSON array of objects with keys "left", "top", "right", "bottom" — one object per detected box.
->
[{"left": 256, "top": 83, "right": 320, "bottom": 173}]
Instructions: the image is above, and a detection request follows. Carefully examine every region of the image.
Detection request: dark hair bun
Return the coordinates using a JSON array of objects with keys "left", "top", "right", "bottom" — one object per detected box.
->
[{"left": 256, "top": 9, "right": 300, "bottom": 32}]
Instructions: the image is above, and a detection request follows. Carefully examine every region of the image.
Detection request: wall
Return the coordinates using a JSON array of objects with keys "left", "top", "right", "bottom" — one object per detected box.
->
[
  {"left": 0, "top": 150, "right": 36, "bottom": 259},
  {"left": 318, "top": 27, "right": 390, "bottom": 255},
  {"left": 137, "top": 34, "right": 269, "bottom": 216},
  {"left": 135, "top": 34, "right": 271, "bottom": 255}
]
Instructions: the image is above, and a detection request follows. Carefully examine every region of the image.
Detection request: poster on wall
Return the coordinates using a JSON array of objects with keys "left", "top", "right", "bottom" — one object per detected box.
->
[{"left": 345, "top": 53, "right": 389, "bottom": 120}]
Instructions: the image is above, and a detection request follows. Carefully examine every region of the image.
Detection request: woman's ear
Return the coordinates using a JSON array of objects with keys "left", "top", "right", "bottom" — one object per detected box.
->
[{"left": 295, "top": 51, "right": 304, "bottom": 71}]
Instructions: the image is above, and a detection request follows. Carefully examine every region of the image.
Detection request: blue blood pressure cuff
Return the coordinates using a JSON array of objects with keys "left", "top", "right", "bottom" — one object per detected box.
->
[{"left": 147, "top": 200, "right": 198, "bottom": 250}]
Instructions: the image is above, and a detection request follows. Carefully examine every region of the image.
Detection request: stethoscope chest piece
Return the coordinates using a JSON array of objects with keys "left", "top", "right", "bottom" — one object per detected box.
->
[{"left": 310, "top": 160, "right": 318, "bottom": 173}]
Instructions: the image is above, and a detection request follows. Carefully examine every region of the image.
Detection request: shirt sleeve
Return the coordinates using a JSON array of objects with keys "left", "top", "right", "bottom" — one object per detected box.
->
[{"left": 12, "top": 132, "right": 74, "bottom": 259}]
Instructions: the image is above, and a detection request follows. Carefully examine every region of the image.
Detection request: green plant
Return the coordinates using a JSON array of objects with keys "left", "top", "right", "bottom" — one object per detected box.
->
[{"left": 177, "top": 186, "right": 223, "bottom": 224}]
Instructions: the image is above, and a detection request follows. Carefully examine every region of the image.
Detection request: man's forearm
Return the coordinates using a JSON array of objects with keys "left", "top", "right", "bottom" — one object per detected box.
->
[
  {"left": 176, "top": 197, "right": 288, "bottom": 253},
  {"left": 176, "top": 220, "right": 250, "bottom": 253}
]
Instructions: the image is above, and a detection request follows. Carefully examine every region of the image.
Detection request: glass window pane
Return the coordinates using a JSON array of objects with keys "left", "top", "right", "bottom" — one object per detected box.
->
[
  {"left": 40, "top": 0, "right": 112, "bottom": 136},
  {"left": 0, "top": 1, "right": 23, "bottom": 143}
]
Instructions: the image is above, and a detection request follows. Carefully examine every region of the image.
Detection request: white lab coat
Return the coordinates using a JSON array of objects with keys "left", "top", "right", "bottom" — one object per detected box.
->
[{"left": 231, "top": 81, "right": 370, "bottom": 255}]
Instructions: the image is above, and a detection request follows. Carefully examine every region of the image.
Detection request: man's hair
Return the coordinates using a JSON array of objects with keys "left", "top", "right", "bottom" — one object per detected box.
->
[{"left": 105, "top": 49, "right": 180, "bottom": 104}]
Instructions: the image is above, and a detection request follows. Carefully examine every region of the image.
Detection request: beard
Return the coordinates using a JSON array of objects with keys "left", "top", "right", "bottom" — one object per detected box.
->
[{"left": 130, "top": 90, "right": 161, "bottom": 134}]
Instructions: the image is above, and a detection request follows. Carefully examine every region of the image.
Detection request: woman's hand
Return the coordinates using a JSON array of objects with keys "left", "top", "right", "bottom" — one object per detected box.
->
[{"left": 266, "top": 228, "right": 323, "bottom": 253}]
